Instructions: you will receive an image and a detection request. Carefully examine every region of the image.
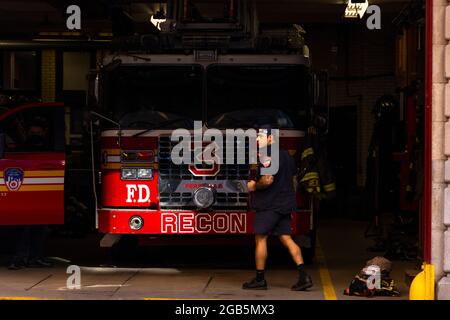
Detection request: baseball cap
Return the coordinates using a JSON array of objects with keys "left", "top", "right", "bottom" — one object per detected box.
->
[{"left": 257, "top": 123, "right": 272, "bottom": 136}]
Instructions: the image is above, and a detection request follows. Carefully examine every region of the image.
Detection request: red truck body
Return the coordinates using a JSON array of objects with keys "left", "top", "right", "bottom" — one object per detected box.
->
[{"left": 0, "top": 102, "right": 66, "bottom": 225}]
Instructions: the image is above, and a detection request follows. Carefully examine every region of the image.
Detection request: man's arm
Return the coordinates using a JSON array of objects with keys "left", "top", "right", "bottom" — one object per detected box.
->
[
  {"left": 247, "top": 180, "right": 256, "bottom": 192},
  {"left": 247, "top": 175, "right": 274, "bottom": 192},
  {"left": 255, "top": 175, "right": 274, "bottom": 190}
]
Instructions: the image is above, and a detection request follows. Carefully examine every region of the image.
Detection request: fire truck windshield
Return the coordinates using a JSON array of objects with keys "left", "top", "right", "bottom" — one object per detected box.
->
[
  {"left": 206, "top": 64, "right": 310, "bottom": 129},
  {"left": 187, "top": 0, "right": 232, "bottom": 22},
  {"left": 102, "top": 65, "right": 203, "bottom": 129}
]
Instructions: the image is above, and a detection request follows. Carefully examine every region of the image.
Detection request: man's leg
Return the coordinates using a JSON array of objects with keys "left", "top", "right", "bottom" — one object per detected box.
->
[
  {"left": 255, "top": 234, "right": 268, "bottom": 270},
  {"left": 279, "top": 235, "right": 313, "bottom": 291},
  {"left": 29, "top": 225, "right": 47, "bottom": 259},
  {"left": 8, "top": 226, "right": 31, "bottom": 270},
  {"left": 28, "top": 225, "right": 52, "bottom": 268},
  {"left": 278, "top": 234, "right": 303, "bottom": 265},
  {"left": 243, "top": 234, "right": 269, "bottom": 290}
]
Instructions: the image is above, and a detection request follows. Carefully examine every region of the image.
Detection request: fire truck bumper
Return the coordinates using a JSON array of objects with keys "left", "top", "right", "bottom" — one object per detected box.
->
[{"left": 98, "top": 209, "right": 312, "bottom": 235}]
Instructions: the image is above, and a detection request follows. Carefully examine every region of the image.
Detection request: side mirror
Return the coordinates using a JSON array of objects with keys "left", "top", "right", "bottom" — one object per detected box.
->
[
  {"left": 87, "top": 69, "right": 100, "bottom": 107},
  {"left": 311, "top": 71, "right": 329, "bottom": 134},
  {"left": 0, "top": 132, "right": 5, "bottom": 159}
]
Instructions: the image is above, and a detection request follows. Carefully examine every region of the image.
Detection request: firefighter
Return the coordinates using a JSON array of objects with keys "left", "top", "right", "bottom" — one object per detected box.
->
[
  {"left": 242, "top": 125, "right": 313, "bottom": 291},
  {"left": 299, "top": 125, "right": 336, "bottom": 199},
  {"left": 8, "top": 117, "right": 53, "bottom": 270}
]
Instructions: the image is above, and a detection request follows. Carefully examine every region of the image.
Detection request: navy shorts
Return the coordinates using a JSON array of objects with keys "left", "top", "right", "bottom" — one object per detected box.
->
[{"left": 253, "top": 209, "right": 292, "bottom": 235}]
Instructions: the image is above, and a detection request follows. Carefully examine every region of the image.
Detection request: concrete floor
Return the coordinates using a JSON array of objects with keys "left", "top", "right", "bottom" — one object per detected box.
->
[{"left": 0, "top": 219, "right": 417, "bottom": 300}]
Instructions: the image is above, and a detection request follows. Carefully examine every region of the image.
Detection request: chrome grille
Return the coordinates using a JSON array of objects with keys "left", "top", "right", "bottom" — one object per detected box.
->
[{"left": 158, "top": 135, "right": 250, "bottom": 209}]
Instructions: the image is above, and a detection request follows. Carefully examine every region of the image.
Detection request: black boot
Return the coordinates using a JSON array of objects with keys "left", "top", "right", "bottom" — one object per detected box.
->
[
  {"left": 242, "top": 277, "right": 268, "bottom": 290},
  {"left": 27, "top": 257, "right": 53, "bottom": 268},
  {"left": 7, "top": 257, "right": 27, "bottom": 270},
  {"left": 291, "top": 274, "right": 313, "bottom": 291}
]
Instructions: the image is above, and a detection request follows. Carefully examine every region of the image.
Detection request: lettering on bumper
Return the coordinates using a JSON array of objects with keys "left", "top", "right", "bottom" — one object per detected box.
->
[{"left": 161, "top": 213, "right": 247, "bottom": 234}]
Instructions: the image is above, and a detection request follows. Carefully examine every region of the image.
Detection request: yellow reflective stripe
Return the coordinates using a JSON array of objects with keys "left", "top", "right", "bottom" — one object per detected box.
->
[
  {"left": 323, "top": 183, "right": 336, "bottom": 192},
  {"left": 102, "top": 149, "right": 158, "bottom": 156},
  {"left": 301, "top": 147, "right": 314, "bottom": 160},
  {"left": 307, "top": 126, "right": 317, "bottom": 135},
  {"left": 0, "top": 170, "right": 64, "bottom": 178},
  {"left": 306, "top": 186, "right": 321, "bottom": 194},
  {"left": 300, "top": 172, "right": 319, "bottom": 182},
  {"left": 25, "top": 170, "right": 65, "bottom": 177},
  {"left": 0, "top": 185, "right": 64, "bottom": 192},
  {"left": 102, "top": 149, "right": 121, "bottom": 156}
]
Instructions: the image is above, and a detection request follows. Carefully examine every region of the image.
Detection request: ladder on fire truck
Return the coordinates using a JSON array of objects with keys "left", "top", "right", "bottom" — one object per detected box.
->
[{"left": 110, "top": 0, "right": 309, "bottom": 55}]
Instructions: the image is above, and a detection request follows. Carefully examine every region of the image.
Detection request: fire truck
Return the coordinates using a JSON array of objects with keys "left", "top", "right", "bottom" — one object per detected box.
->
[
  {"left": 91, "top": 0, "right": 322, "bottom": 260},
  {"left": 0, "top": 102, "right": 66, "bottom": 225}
]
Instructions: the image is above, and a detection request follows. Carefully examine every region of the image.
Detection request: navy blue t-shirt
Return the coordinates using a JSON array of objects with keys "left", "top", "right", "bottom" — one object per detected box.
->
[{"left": 251, "top": 148, "right": 297, "bottom": 212}]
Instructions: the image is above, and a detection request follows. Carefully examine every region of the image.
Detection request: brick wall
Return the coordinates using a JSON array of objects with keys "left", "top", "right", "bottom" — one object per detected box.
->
[{"left": 436, "top": 0, "right": 450, "bottom": 300}]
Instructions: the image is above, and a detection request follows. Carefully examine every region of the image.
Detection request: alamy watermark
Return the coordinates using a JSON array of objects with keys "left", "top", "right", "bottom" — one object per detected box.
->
[
  {"left": 66, "top": 5, "right": 81, "bottom": 30},
  {"left": 365, "top": 265, "right": 381, "bottom": 290},
  {"left": 66, "top": 265, "right": 81, "bottom": 290},
  {"left": 345, "top": 0, "right": 381, "bottom": 30},
  {"left": 170, "top": 121, "right": 280, "bottom": 175}
]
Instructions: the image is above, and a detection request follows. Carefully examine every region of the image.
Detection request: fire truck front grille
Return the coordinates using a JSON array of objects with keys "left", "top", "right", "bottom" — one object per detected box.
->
[
  {"left": 159, "top": 192, "right": 249, "bottom": 208},
  {"left": 158, "top": 136, "right": 250, "bottom": 209}
]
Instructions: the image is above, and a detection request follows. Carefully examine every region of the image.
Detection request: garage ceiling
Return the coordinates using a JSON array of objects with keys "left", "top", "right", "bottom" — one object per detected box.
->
[{"left": 0, "top": 0, "right": 412, "bottom": 37}]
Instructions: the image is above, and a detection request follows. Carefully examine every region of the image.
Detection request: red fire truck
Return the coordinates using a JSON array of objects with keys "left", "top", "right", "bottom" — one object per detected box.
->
[
  {"left": 0, "top": 102, "right": 66, "bottom": 225},
  {"left": 92, "top": 0, "right": 321, "bottom": 260}
]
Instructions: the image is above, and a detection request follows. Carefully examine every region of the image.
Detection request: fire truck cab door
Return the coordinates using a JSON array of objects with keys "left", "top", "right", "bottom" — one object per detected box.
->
[{"left": 0, "top": 103, "right": 65, "bottom": 225}]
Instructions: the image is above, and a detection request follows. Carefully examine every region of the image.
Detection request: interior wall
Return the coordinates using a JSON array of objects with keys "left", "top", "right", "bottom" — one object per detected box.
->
[{"left": 305, "top": 22, "right": 398, "bottom": 188}]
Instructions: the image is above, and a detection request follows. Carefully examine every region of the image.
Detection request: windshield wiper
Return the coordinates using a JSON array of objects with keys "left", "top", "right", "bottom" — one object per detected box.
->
[{"left": 213, "top": 114, "right": 253, "bottom": 128}]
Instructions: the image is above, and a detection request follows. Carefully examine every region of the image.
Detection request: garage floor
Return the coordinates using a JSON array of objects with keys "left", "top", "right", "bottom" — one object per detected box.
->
[{"left": 0, "top": 219, "right": 417, "bottom": 300}]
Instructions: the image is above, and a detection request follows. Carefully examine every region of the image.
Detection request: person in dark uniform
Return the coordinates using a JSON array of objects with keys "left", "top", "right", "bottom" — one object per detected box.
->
[{"left": 243, "top": 125, "right": 313, "bottom": 291}]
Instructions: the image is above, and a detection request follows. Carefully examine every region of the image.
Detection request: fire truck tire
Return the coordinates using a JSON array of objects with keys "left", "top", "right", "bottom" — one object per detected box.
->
[{"left": 110, "top": 235, "right": 140, "bottom": 263}]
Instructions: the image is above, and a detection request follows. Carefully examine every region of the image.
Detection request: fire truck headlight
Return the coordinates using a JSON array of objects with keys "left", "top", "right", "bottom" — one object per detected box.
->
[
  {"left": 121, "top": 168, "right": 137, "bottom": 180},
  {"left": 137, "top": 168, "right": 153, "bottom": 180},
  {"left": 193, "top": 187, "right": 215, "bottom": 209},
  {"left": 129, "top": 215, "right": 144, "bottom": 230}
]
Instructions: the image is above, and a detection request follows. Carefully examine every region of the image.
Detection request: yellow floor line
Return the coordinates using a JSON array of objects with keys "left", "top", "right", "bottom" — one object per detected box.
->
[
  {"left": 0, "top": 297, "right": 43, "bottom": 300},
  {"left": 315, "top": 239, "right": 337, "bottom": 300},
  {"left": 145, "top": 298, "right": 221, "bottom": 300}
]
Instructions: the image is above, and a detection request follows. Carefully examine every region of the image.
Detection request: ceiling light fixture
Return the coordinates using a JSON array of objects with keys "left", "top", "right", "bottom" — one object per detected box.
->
[
  {"left": 345, "top": 0, "right": 369, "bottom": 19},
  {"left": 150, "top": 2, "right": 166, "bottom": 30}
]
